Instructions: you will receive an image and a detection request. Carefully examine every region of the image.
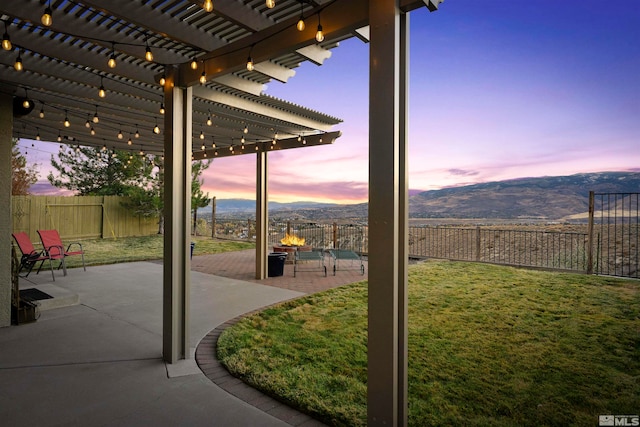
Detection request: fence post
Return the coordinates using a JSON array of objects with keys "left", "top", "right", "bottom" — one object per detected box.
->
[
  {"left": 211, "top": 196, "right": 216, "bottom": 238},
  {"left": 475, "top": 226, "right": 481, "bottom": 261},
  {"left": 333, "top": 222, "right": 338, "bottom": 248},
  {"left": 286, "top": 221, "right": 291, "bottom": 236},
  {"left": 587, "top": 191, "right": 595, "bottom": 274}
]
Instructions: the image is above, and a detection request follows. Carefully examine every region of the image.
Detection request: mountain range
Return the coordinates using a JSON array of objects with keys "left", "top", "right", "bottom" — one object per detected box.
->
[{"left": 210, "top": 172, "right": 640, "bottom": 221}]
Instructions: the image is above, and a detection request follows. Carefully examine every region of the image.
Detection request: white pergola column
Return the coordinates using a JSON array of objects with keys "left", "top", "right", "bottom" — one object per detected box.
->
[
  {"left": 162, "top": 78, "right": 192, "bottom": 363},
  {"left": 368, "top": 0, "right": 410, "bottom": 425},
  {"left": 0, "top": 91, "right": 13, "bottom": 327},
  {"left": 255, "top": 150, "right": 268, "bottom": 280}
]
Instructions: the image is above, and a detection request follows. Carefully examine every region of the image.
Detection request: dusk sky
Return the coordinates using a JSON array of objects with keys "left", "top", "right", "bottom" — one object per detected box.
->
[{"left": 21, "top": 1, "right": 640, "bottom": 204}]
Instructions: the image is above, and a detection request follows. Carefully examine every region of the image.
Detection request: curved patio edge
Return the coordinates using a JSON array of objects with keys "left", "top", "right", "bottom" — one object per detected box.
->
[{"left": 195, "top": 310, "right": 328, "bottom": 427}]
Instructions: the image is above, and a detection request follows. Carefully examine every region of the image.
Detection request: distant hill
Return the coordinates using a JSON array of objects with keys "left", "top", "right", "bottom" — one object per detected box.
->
[
  {"left": 207, "top": 172, "right": 640, "bottom": 221},
  {"left": 408, "top": 172, "right": 640, "bottom": 220}
]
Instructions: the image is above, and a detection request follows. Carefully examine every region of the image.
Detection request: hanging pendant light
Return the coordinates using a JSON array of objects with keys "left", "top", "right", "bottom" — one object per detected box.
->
[
  {"left": 93, "top": 106, "right": 100, "bottom": 123},
  {"left": 316, "top": 14, "right": 324, "bottom": 42},
  {"left": 296, "top": 3, "right": 305, "bottom": 31},
  {"left": 145, "top": 38, "right": 153, "bottom": 62},
  {"left": 2, "top": 21, "right": 12, "bottom": 51},
  {"left": 14, "top": 50, "right": 23, "bottom": 71},
  {"left": 41, "top": 0, "right": 53, "bottom": 27},
  {"left": 98, "top": 77, "right": 106, "bottom": 98},
  {"left": 203, "top": 0, "right": 213, "bottom": 12},
  {"left": 63, "top": 111, "right": 70, "bottom": 128},
  {"left": 108, "top": 43, "right": 117, "bottom": 68},
  {"left": 266, "top": 0, "right": 275, "bottom": 9}
]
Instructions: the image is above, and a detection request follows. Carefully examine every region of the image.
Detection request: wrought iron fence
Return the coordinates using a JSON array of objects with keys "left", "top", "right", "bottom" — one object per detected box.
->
[{"left": 589, "top": 192, "right": 639, "bottom": 278}]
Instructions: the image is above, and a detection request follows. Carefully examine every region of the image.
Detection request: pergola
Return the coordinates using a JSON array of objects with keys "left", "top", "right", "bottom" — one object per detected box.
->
[{"left": 0, "top": 1, "right": 443, "bottom": 425}]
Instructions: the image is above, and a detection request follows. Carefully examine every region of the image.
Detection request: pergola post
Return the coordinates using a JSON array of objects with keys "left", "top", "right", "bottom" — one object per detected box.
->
[
  {"left": 162, "top": 77, "right": 192, "bottom": 363},
  {"left": 255, "top": 150, "right": 268, "bottom": 280},
  {"left": 368, "top": 0, "right": 409, "bottom": 425},
  {"left": 0, "top": 90, "right": 13, "bottom": 327}
]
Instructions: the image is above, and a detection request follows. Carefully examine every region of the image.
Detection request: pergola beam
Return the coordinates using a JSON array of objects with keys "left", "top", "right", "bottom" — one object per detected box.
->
[{"left": 176, "top": 0, "right": 369, "bottom": 87}]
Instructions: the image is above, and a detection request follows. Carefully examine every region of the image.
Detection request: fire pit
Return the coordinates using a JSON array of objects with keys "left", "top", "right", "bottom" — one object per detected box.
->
[{"left": 273, "top": 233, "right": 311, "bottom": 263}]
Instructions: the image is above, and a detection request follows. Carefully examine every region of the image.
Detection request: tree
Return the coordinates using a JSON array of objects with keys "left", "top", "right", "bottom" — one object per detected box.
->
[
  {"left": 48, "top": 146, "right": 153, "bottom": 196},
  {"left": 12, "top": 139, "right": 39, "bottom": 195},
  {"left": 191, "top": 160, "right": 212, "bottom": 235},
  {"left": 121, "top": 156, "right": 164, "bottom": 234}
]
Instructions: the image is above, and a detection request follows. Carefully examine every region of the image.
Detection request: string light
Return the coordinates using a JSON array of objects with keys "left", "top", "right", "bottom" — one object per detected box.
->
[
  {"left": 199, "top": 62, "right": 207, "bottom": 84},
  {"left": 266, "top": 0, "right": 275, "bottom": 9},
  {"left": 135, "top": 127, "right": 140, "bottom": 138},
  {"left": 159, "top": 103, "right": 165, "bottom": 115},
  {"left": 64, "top": 111, "right": 70, "bottom": 127},
  {"left": 153, "top": 120, "right": 160, "bottom": 134},
  {"left": 57, "top": 132, "right": 62, "bottom": 142},
  {"left": 316, "top": 14, "right": 324, "bottom": 42},
  {"left": 246, "top": 55, "right": 254, "bottom": 71},
  {"left": 99, "top": 77, "right": 106, "bottom": 98},
  {"left": 190, "top": 57, "right": 198, "bottom": 70},
  {"left": 211, "top": 137, "right": 216, "bottom": 148},
  {"left": 127, "top": 136, "right": 132, "bottom": 145},
  {"left": 203, "top": 0, "right": 213, "bottom": 12},
  {"left": 199, "top": 130, "right": 205, "bottom": 140},
  {"left": 39, "top": 104, "right": 45, "bottom": 118},
  {"left": 243, "top": 124, "right": 249, "bottom": 134},
  {"left": 206, "top": 111, "right": 212, "bottom": 126},
  {"left": 22, "top": 90, "right": 31, "bottom": 108},
  {"left": 93, "top": 106, "right": 99, "bottom": 123},
  {"left": 145, "top": 38, "right": 153, "bottom": 62},
  {"left": 41, "top": 0, "right": 53, "bottom": 27},
  {"left": 35, "top": 129, "right": 41, "bottom": 141},
  {"left": 2, "top": 21, "right": 11, "bottom": 51},
  {"left": 108, "top": 42, "right": 116, "bottom": 68},
  {"left": 159, "top": 73, "right": 166, "bottom": 86},
  {"left": 85, "top": 115, "right": 91, "bottom": 128},
  {"left": 117, "top": 127, "right": 123, "bottom": 139},
  {"left": 90, "top": 127, "right": 96, "bottom": 136},
  {"left": 201, "top": 143, "right": 205, "bottom": 151},
  {"left": 14, "top": 50, "right": 23, "bottom": 71},
  {"left": 296, "top": 2, "right": 305, "bottom": 31}
]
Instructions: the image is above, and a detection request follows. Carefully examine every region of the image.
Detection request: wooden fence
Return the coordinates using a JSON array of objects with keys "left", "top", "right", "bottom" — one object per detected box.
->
[{"left": 11, "top": 195, "right": 158, "bottom": 241}]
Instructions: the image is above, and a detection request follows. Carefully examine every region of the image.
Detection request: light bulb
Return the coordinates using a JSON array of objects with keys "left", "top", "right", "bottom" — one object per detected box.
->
[
  {"left": 2, "top": 32, "right": 11, "bottom": 51},
  {"left": 191, "top": 58, "right": 198, "bottom": 70},
  {"left": 145, "top": 46, "right": 153, "bottom": 62},
  {"left": 199, "top": 71, "right": 206, "bottom": 85},
  {"left": 57, "top": 133, "right": 62, "bottom": 142},
  {"left": 135, "top": 129, "right": 140, "bottom": 138},
  {"left": 206, "top": 116, "right": 212, "bottom": 126},
  {"left": 266, "top": 0, "right": 275, "bottom": 9},
  {"left": 99, "top": 85, "right": 106, "bottom": 98},
  {"left": 22, "top": 99, "right": 30, "bottom": 108},
  {"left": 36, "top": 133, "right": 41, "bottom": 141},
  {"left": 85, "top": 118, "right": 91, "bottom": 128},
  {"left": 159, "top": 103, "right": 165, "bottom": 115},
  {"left": 201, "top": 143, "right": 205, "bottom": 151},
  {"left": 64, "top": 116, "right": 70, "bottom": 128},
  {"left": 243, "top": 125, "right": 248, "bottom": 134},
  {"left": 246, "top": 56, "right": 254, "bottom": 71},
  {"left": 14, "top": 53, "right": 23, "bottom": 71},
  {"left": 93, "top": 112, "right": 99, "bottom": 123},
  {"left": 316, "top": 24, "right": 324, "bottom": 42},
  {"left": 127, "top": 138, "right": 132, "bottom": 145},
  {"left": 159, "top": 75, "right": 166, "bottom": 86},
  {"left": 297, "top": 18, "right": 305, "bottom": 32},
  {"left": 39, "top": 107, "right": 45, "bottom": 118},
  {"left": 90, "top": 127, "right": 96, "bottom": 136},
  {"left": 41, "top": 5, "right": 53, "bottom": 27},
  {"left": 203, "top": 0, "right": 213, "bottom": 12},
  {"left": 199, "top": 131, "right": 205, "bottom": 140},
  {"left": 153, "top": 124, "right": 160, "bottom": 134},
  {"left": 117, "top": 130, "right": 123, "bottom": 139},
  {"left": 108, "top": 54, "right": 116, "bottom": 68}
]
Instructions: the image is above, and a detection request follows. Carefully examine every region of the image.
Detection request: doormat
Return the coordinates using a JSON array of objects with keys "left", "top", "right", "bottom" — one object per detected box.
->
[{"left": 20, "top": 288, "right": 53, "bottom": 302}]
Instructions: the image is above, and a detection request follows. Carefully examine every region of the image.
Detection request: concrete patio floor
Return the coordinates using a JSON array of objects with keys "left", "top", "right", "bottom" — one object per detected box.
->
[{"left": 0, "top": 250, "right": 367, "bottom": 426}]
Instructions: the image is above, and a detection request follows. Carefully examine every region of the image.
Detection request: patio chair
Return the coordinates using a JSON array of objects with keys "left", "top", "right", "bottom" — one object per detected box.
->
[
  {"left": 37, "top": 229, "right": 86, "bottom": 274},
  {"left": 11, "top": 232, "right": 58, "bottom": 281},
  {"left": 294, "top": 248, "right": 327, "bottom": 277},
  {"left": 329, "top": 249, "right": 365, "bottom": 276}
]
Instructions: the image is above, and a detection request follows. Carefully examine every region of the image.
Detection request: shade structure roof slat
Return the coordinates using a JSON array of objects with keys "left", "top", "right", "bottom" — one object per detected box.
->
[{"left": 0, "top": 0, "right": 359, "bottom": 157}]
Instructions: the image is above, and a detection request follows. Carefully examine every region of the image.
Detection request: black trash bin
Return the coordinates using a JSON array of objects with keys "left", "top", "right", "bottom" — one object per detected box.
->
[
  {"left": 268, "top": 252, "right": 287, "bottom": 277},
  {"left": 190, "top": 242, "right": 195, "bottom": 259}
]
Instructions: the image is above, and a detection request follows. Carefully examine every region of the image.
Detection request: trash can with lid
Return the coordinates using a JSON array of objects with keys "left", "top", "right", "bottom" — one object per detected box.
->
[{"left": 268, "top": 252, "right": 287, "bottom": 277}]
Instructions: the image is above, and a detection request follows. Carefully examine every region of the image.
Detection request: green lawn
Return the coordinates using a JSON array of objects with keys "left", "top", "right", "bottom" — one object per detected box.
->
[
  {"left": 59, "top": 235, "right": 254, "bottom": 268},
  {"left": 217, "top": 260, "right": 640, "bottom": 427}
]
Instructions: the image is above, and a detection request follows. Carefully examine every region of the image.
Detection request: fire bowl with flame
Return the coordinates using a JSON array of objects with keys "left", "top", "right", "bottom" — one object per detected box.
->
[{"left": 273, "top": 233, "right": 311, "bottom": 263}]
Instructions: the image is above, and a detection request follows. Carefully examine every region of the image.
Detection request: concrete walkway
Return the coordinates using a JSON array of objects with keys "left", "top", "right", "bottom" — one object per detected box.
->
[{"left": 1, "top": 251, "right": 368, "bottom": 426}]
